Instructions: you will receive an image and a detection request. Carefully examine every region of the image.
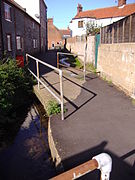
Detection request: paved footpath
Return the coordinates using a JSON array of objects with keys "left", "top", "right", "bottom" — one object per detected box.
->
[
  {"left": 50, "top": 72, "right": 135, "bottom": 180},
  {"left": 34, "top": 51, "right": 135, "bottom": 180}
]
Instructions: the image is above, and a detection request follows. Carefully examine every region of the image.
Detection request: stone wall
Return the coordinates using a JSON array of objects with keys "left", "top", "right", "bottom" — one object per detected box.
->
[
  {"left": 97, "top": 43, "right": 135, "bottom": 97},
  {"left": 66, "top": 35, "right": 95, "bottom": 64}
]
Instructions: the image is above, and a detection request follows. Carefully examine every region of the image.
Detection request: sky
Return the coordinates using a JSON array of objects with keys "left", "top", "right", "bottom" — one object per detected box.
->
[{"left": 45, "top": 0, "right": 135, "bottom": 29}]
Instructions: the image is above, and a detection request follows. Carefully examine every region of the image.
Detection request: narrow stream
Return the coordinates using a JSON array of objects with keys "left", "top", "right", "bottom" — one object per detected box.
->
[{"left": 0, "top": 99, "right": 56, "bottom": 180}]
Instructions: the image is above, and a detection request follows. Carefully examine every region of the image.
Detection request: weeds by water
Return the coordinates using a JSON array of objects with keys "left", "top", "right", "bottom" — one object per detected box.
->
[
  {"left": 47, "top": 100, "right": 67, "bottom": 116},
  {"left": 86, "top": 63, "right": 97, "bottom": 74}
]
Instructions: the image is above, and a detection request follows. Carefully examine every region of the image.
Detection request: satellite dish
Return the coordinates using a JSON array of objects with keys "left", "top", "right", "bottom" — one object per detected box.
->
[{"left": 35, "top": 14, "right": 40, "bottom": 18}]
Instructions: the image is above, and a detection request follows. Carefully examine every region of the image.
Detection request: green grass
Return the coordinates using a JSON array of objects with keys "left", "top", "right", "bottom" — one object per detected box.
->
[
  {"left": 86, "top": 63, "right": 97, "bottom": 74},
  {"left": 47, "top": 100, "right": 67, "bottom": 116},
  {"left": 132, "top": 99, "right": 135, "bottom": 106},
  {"left": 102, "top": 75, "right": 113, "bottom": 86}
]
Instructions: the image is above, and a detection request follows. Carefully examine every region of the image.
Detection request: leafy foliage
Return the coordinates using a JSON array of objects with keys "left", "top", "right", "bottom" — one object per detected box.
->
[
  {"left": 0, "top": 58, "right": 34, "bottom": 117},
  {"left": 47, "top": 100, "right": 61, "bottom": 116},
  {"left": 86, "top": 21, "right": 101, "bottom": 36},
  {"left": 47, "top": 100, "right": 67, "bottom": 116}
]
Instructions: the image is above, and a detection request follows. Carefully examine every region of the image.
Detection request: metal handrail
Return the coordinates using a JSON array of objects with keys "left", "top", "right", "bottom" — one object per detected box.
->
[
  {"left": 57, "top": 52, "right": 86, "bottom": 81},
  {"left": 26, "top": 54, "right": 64, "bottom": 120},
  {"left": 51, "top": 153, "right": 112, "bottom": 180}
]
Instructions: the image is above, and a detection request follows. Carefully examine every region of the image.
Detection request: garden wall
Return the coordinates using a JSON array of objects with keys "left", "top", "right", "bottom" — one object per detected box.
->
[
  {"left": 97, "top": 43, "right": 135, "bottom": 97},
  {"left": 66, "top": 35, "right": 95, "bottom": 65}
]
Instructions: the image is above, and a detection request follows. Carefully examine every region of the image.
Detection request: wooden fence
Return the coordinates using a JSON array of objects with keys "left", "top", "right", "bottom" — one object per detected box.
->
[{"left": 101, "top": 13, "right": 135, "bottom": 44}]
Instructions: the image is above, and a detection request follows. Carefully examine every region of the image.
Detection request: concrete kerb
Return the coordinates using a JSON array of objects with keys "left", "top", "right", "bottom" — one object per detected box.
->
[
  {"left": 48, "top": 117, "right": 64, "bottom": 172},
  {"left": 34, "top": 85, "right": 64, "bottom": 172}
]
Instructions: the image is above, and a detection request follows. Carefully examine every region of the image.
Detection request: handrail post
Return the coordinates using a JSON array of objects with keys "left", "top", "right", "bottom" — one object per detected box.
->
[
  {"left": 92, "top": 153, "right": 112, "bottom": 180},
  {"left": 36, "top": 60, "right": 40, "bottom": 89},
  {"left": 26, "top": 54, "right": 28, "bottom": 65},
  {"left": 57, "top": 52, "right": 59, "bottom": 69},
  {"left": 84, "top": 52, "right": 86, "bottom": 81},
  {"left": 59, "top": 70, "right": 64, "bottom": 120}
]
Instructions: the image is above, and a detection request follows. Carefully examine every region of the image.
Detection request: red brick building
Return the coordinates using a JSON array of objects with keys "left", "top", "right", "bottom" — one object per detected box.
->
[{"left": 48, "top": 18, "right": 71, "bottom": 49}]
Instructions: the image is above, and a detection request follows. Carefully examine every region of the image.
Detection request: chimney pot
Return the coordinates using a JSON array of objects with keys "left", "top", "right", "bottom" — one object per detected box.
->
[
  {"left": 77, "top": 4, "right": 83, "bottom": 14},
  {"left": 48, "top": 18, "right": 53, "bottom": 25},
  {"left": 118, "top": 0, "right": 126, "bottom": 7}
]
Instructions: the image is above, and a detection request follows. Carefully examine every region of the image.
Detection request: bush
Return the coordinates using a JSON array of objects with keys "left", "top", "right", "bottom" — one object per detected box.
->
[
  {"left": 0, "top": 58, "right": 34, "bottom": 116},
  {"left": 47, "top": 100, "right": 61, "bottom": 116}
]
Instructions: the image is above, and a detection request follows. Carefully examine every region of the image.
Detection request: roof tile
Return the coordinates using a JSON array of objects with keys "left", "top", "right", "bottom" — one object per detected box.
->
[{"left": 73, "top": 3, "right": 135, "bottom": 20}]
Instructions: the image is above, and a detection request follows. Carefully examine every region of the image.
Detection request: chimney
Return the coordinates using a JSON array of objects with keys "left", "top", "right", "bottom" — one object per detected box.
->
[
  {"left": 48, "top": 18, "right": 53, "bottom": 25},
  {"left": 77, "top": 4, "right": 83, "bottom": 14},
  {"left": 118, "top": 0, "right": 126, "bottom": 7}
]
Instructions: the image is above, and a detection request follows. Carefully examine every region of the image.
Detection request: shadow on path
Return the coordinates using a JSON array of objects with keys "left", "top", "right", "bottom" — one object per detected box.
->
[{"left": 58, "top": 141, "right": 135, "bottom": 180}]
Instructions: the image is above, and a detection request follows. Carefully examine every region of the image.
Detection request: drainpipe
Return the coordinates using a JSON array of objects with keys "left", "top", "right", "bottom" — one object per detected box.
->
[
  {"left": 92, "top": 153, "right": 112, "bottom": 180},
  {"left": 0, "top": 0, "right": 4, "bottom": 58}
]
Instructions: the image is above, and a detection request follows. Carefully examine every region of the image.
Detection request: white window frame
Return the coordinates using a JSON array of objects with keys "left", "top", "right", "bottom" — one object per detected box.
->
[
  {"left": 7, "top": 34, "right": 12, "bottom": 51},
  {"left": 78, "top": 20, "right": 84, "bottom": 28},
  {"left": 16, "top": 36, "right": 22, "bottom": 50},
  {"left": 33, "top": 39, "right": 38, "bottom": 48},
  {"left": 4, "top": 3, "right": 12, "bottom": 22}
]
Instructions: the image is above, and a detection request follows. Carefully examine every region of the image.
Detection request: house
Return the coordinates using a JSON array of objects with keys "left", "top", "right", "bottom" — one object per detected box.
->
[
  {"left": 60, "top": 28, "right": 71, "bottom": 39},
  {"left": 14, "top": 0, "right": 48, "bottom": 52},
  {"left": 0, "top": 0, "right": 47, "bottom": 60},
  {"left": 48, "top": 18, "right": 71, "bottom": 49},
  {"left": 69, "top": 0, "right": 135, "bottom": 37}
]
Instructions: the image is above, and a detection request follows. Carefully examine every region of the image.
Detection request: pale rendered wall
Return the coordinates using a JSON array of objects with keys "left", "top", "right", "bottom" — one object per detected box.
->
[
  {"left": 66, "top": 35, "right": 95, "bottom": 64},
  {"left": 69, "top": 17, "right": 124, "bottom": 37},
  {"left": 97, "top": 43, "right": 135, "bottom": 97}
]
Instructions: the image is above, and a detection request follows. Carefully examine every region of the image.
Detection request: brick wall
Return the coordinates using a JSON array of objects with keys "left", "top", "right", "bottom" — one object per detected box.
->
[
  {"left": 97, "top": 43, "right": 135, "bottom": 97},
  {"left": 25, "top": 15, "right": 40, "bottom": 55},
  {"left": 0, "top": 1, "right": 2, "bottom": 59},
  {"left": 40, "top": 0, "right": 47, "bottom": 52},
  {"left": 0, "top": 0, "right": 45, "bottom": 60},
  {"left": 2, "top": 1, "right": 16, "bottom": 58},
  {"left": 48, "top": 18, "right": 64, "bottom": 49},
  {"left": 0, "top": 18, "right": 2, "bottom": 59}
]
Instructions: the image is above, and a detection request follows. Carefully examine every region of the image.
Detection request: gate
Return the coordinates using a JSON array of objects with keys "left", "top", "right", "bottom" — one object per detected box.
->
[{"left": 95, "top": 34, "right": 100, "bottom": 68}]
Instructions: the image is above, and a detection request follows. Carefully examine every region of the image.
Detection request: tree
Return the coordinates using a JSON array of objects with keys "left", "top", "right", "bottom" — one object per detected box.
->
[{"left": 86, "top": 21, "right": 101, "bottom": 36}]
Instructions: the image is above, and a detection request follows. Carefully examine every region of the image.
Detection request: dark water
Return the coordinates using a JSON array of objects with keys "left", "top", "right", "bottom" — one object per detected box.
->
[{"left": 0, "top": 102, "right": 56, "bottom": 180}]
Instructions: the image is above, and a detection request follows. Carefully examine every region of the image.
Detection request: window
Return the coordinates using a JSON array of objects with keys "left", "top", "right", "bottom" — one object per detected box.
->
[
  {"left": 33, "top": 39, "right": 38, "bottom": 48},
  {"left": 78, "top": 21, "right": 83, "bottom": 28},
  {"left": 16, "top": 36, "right": 22, "bottom": 50},
  {"left": 52, "top": 42, "right": 55, "bottom": 48},
  {"left": 7, "top": 34, "right": 12, "bottom": 51},
  {"left": 4, "top": 3, "right": 12, "bottom": 21}
]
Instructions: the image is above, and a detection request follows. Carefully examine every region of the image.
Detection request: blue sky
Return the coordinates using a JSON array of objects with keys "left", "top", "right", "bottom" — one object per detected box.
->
[{"left": 45, "top": 0, "right": 135, "bottom": 29}]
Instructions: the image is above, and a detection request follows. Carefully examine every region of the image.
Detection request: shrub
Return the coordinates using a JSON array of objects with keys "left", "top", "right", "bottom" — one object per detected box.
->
[
  {"left": 47, "top": 100, "right": 61, "bottom": 116},
  {"left": 0, "top": 58, "right": 34, "bottom": 117}
]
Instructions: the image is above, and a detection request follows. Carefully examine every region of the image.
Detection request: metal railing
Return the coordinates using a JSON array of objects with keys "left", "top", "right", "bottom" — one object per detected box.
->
[
  {"left": 51, "top": 153, "right": 112, "bottom": 180},
  {"left": 26, "top": 54, "right": 64, "bottom": 120},
  {"left": 57, "top": 52, "right": 86, "bottom": 81}
]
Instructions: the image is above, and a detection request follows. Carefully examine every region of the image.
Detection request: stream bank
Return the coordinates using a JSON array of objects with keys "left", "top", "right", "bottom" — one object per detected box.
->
[{"left": 0, "top": 97, "right": 56, "bottom": 180}]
